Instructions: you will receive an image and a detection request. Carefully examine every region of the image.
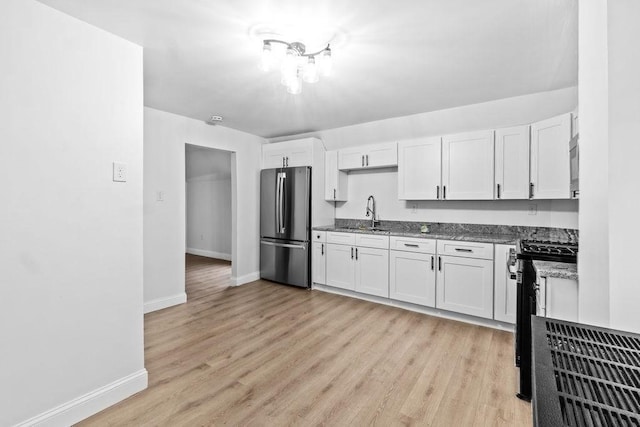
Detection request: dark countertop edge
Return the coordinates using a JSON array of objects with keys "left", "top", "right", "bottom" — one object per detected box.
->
[
  {"left": 533, "top": 260, "right": 579, "bottom": 281},
  {"left": 312, "top": 226, "right": 518, "bottom": 245}
]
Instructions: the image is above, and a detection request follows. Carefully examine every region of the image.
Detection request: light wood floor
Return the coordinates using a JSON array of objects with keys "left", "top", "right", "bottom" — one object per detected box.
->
[{"left": 78, "top": 254, "right": 532, "bottom": 426}]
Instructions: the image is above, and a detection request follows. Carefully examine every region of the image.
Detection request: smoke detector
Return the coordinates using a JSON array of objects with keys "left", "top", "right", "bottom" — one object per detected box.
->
[{"left": 205, "top": 115, "right": 223, "bottom": 125}]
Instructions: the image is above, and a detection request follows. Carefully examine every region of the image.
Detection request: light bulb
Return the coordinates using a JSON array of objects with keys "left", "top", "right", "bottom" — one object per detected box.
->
[
  {"left": 260, "top": 41, "right": 272, "bottom": 72},
  {"left": 320, "top": 46, "right": 332, "bottom": 77},
  {"left": 281, "top": 47, "right": 297, "bottom": 86},
  {"left": 287, "top": 70, "right": 302, "bottom": 95},
  {"left": 303, "top": 56, "right": 319, "bottom": 83}
]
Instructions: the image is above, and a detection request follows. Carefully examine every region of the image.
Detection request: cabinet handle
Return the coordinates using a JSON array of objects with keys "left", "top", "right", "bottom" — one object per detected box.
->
[
  {"left": 404, "top": 243, "right": 419, "bottom": 248},
  {"left": 438, "top": 256, "right": 442, "bottom": 271},
  {"left": 333, "top": 188, "right": 336, "bottom": 200},
  {"left": 366, "top": 154, "right": 369, "bottom": 166},
  {"left": 529, "top": 182, "right": 534, "bottom": 199},
  {"left": 361, "top": 155, "right": 364, "bottom": 167},
  {"left": 355, "top": 248, "right": 358, "bottom": 260},
  {"left": 455, "top": 248, "right": 473, "bottom": 253},
  {"left": 436, "top": 185, "right": 440, "bottom": 199},
  {"left": 497, "top": 183, "right": 501, "bottom": 199},
  {"left": 431, "top": 255, "right": 434, "bottom": 271},
  {"left": 443, "top": 186, "right": 447, "bottom": 199},
  {"left": 351, "top": 247, "right": 354, "bottom": 259},
  {"left": 321, "top": 243, "right": 324, "bottom": 255}
]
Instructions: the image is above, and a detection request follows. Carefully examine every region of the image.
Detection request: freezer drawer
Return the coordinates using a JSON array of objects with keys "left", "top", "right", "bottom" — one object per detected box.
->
[{"left": 260, "top": 239, "right": 310, "bottom": 288}]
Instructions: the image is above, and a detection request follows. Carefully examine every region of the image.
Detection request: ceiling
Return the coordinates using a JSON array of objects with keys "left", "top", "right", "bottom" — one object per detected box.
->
[{"left": 38, "top": 0, "right": 578, "bottom": 139}]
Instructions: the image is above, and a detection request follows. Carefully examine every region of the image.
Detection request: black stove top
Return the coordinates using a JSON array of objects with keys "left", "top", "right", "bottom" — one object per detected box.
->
[
  {"left": 532, "top": 317, "right": 640, "bottom": 427},
  {"left": 517, "top": 239, "right": 578, "bottom": 263}
]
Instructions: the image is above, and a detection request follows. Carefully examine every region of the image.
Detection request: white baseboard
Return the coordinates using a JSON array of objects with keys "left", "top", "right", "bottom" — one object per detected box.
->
[
  {"left": 186, "top": 248, "right": 231, "bottom": 261},
  {"left": 144, "top": 292, "right": 187, "bottom": 314},
  {"left": 312, "top": 284, "right": 515, "bottom": 333},
  {"left": 231, "top": 271, "right": 260, "bottom": 286},
  {"left": 14, "top": 369, "right": 148, "bottom": 427}
]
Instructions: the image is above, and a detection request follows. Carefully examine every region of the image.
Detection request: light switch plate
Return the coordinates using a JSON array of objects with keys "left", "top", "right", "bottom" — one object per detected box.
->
[{"left": 113, "top": 162, "right": 127, "bottom": 182}]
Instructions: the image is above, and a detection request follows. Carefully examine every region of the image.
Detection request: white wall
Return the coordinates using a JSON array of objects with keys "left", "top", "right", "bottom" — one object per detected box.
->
[
  {"left": 578, "top": 0, "right": 610, "bottom": 327},
  {"left": 607, "top": 0, "right": 640, "bottom": 333},
  {"left": 339, "top": 169, "right": 578, "bottom": 228},
  {"left": 144, "top": 107, "right": 263, "bottom": 311},
  {"left": 279, "top": 88, "right": 579, "bottom": 228},
  {"left": 186, "top": 147, "right": 232, "bottom": 260},
  {"left": 0, "top": 1, "right": 145, "bottom": 425}
]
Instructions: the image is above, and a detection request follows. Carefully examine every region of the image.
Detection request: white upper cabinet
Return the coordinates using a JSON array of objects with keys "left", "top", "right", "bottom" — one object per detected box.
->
[
  {"left": 442, "top": 130, "right": 495, "bottom": 200},
  {"left": 324, "top": 150, "right": 348, "bottom": 201},
  {"left": 495, "top": 125, "right": 530, "bottom": 200},
  {"left": 262, "top": 139, "right": 314, "bottom": 169},
  {"left": 397, "top": 137, "right": 442, "bottom": 200},
  {"left": 530, "top": 113, "right": 571, "bottom": 199},
  {"left": 338, "top": 142, "right": 397, "bottom": 170}
]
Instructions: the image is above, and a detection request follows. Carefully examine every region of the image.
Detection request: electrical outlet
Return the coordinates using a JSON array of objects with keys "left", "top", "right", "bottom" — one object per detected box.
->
[
  {"left": 528, "top": 204, "right": 538, "bottom": 215},
  {"left": 411, "top": 204, "right": 417, "bottom": 214},
  {"left": 113, "top": 162, "right": 127, "bottom": 182}
]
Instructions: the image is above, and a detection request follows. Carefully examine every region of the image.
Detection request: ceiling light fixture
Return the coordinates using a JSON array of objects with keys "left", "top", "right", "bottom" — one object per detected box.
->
[{"left": 260, "top": 39, "right": 332, "bottom": 95}]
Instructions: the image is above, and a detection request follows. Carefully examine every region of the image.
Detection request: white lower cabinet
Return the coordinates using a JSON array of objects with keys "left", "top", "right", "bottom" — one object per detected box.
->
[
  {"left": 390, "top": 250, "right": 436, "bottom": 307},
  {"left": 312, "top": 242, "right": 326, "bottom": 285},
  {"left": 325, "top": 233, "right": 389, "bottom": 297},
  {"left": 494, "top": 244, "right": 517, "bottom": 323},
  {"left": 355, "top": 246, "right": 389, "bottom": 297},
  {"left": 436, "top": 255, "right": 494, "bottom": 319},
  {"left": 325, "top": 243, "right": 355, "bottom": 290}
]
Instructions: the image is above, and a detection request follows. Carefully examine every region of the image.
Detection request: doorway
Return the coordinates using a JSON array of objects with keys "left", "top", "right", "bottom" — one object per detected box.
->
[{"left": 185, "top": 144, "right": 234, "bottom": 292}]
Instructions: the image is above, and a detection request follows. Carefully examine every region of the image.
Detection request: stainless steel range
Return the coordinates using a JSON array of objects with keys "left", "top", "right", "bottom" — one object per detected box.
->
[{"left": 512, "top": 238, "right": 578, "bottom": 401}]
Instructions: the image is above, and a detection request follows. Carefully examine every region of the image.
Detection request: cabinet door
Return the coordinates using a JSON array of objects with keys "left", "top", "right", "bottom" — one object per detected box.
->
[
  {"left": 390, "top": 251, "right": 436, "bottom": 307},
  {"left": 354, "top": 246, "right": 389, "bottom": 297},
  {"left": 325, "top": 244, "right": 355, "bottom": 290},
  {"left": 324, "top": 151, "right": 347, "bottom": 201},
  {"left": 286, "top": 145, "right": 313, "bottom": 167},
  {"left": 493, "top": 244, "right": 517, "bottom": 323},
  {"left": 366, "top": 142, "right": 398, "bottom": 168},
  {"left": 530, "top": 113, "right": 571, "bottom": 199},
  {"left": 495, "top": 126, "right": 530, "bottom": 200},
  {"left": 436, "top": 255, "right": 494, "bottom": 319},
  {"left": 398, "top": 137, "right": 442, "bottom": 200},
  {"left": 338, "top": 147, "right": 365, "bottom": 170},
  {"left": 312, "top": 242, "right": 326, "bottom": 285},
  {"left": 262, "top": 145, "right": 287, "bottom": 169},
  {"left": 442, "top": 130, "right": 495, "bottom": 200}
]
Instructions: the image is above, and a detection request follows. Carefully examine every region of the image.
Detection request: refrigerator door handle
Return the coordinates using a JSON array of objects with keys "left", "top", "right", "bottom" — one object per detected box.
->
[
  {"left": 280, "top": 172, "right": 286, "bottom": 233},
  {"left": 276, "top": 172, "right": 287, "bottom": 234},
  {"left": 275, "top": 173, "right": 282, "bottom": 233},
  {"left": 261, "top": 240, "right": 307, "bottom": 250}
]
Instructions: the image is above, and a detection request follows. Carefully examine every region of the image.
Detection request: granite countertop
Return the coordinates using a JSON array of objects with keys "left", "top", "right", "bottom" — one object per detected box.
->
[
  {"left": 313, "top": 225, "right": 519, "bottom": 245},
  {"left": 533, "top": 260, "right": 578, "bottom": 281}
]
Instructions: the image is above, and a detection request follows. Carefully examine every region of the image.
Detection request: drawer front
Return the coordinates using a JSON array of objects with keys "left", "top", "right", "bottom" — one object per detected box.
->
[
  {"left": 389, "top": 236, "right": 436, "bottom": 254},
  {"left": 355, "top": 234, "right": 389, "bottom": 249},
  {"left": 436, "top": 240, "right": 494, "bottom": 260},
  {"left": 326, "top": 232, "right": 356, "bottom": 246},
  {"left": 313, "top": 231, "right": 327, "bottom": 242}
]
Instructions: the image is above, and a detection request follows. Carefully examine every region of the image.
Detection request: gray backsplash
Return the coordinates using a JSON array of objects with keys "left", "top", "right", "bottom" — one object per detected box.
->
[{"left": 334, "top": 218, "right": 579, "bottom": 243}]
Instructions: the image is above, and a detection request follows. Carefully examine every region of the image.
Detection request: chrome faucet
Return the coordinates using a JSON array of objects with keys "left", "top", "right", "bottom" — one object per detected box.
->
[{"left": 365, "top": 195, "right": 379, "bottom": 228}]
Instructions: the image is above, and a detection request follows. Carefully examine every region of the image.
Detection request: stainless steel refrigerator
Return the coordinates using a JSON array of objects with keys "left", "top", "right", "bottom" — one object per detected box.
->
[{"left": 260, "top": 166, "right": 311, "bottom": 288}]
